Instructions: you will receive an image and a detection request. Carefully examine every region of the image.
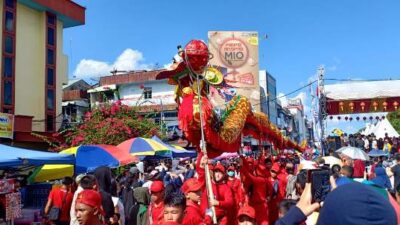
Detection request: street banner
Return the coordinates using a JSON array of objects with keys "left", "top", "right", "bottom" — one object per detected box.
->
[
  {"left": 0, "top": 113, "right": 13, "bottom": 139},
  {"left": 208, "top": 31, "right": 260, "bottom": 111}
]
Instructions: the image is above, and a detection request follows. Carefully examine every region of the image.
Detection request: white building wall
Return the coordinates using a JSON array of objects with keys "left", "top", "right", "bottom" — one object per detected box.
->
[{"left": 119, "top": 80, "right": 175, "bottom": 107}]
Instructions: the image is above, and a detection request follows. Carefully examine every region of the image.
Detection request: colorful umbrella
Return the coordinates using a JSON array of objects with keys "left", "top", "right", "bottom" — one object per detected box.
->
[
  {"left": 118, "top": 137, "right": 169, "bottom": 156},
  {"left": 29, "top": 145, "right": 138, "bottom": 182},
  {"left": 151, "top": 136, "right": 197, "bottom": 158}
]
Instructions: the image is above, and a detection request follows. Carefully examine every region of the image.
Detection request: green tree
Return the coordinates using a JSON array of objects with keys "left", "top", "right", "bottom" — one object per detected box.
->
[{"left": 387, "top": 109, "right": 400, "bottom": 133}]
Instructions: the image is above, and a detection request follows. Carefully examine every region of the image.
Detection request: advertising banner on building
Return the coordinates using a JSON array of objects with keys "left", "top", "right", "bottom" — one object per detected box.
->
[
  {"left": 208, "top": 31, "right": 260, "bottom": 111},
  {"left": 0, "top": 113, "right": 14, "bottom": 139}
]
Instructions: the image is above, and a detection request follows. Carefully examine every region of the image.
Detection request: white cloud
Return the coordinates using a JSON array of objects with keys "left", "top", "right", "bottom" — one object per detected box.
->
[{"left": 73, "top": 49, "right": 153, "bottom": 78}]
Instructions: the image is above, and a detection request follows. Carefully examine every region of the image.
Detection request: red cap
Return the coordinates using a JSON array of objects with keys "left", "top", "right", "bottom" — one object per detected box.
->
[
  {"left": 237, "top": 205, "right": 256, "bottom": 219},
  {"left": 271, "top": 163, "right": 280, "bottom": 173},
  {"left": 181, "top": 178, "right": 202, "bottom": 194},
  {"left": 150, "top": 181, "right": 164, "bottom": 193},
  {"left": 227, "top": 166, "right": 235, "bottom": 171},
  {"left": 76, "top": 190, "right": 103, "bottom": 213},
  {"left": 213, "top": 164, "right": 226, "bottom": 173}
]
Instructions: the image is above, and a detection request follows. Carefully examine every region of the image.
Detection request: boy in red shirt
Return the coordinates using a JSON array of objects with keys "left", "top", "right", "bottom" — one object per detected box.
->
[{"left": 44, "top": 177, "right": 74, "bottom": 225}]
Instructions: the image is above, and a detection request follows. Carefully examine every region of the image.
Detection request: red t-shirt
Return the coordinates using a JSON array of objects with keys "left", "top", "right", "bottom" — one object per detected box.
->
[
  {"left": 48, "top": 188, "right": 73, "bottom": 222},
  {"left": 150, "top": 202, "right": 164, "bottom": 225}
]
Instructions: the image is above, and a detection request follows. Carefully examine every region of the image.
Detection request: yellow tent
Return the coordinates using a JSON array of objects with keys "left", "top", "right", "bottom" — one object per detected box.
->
[{"left": 28, "top": 147, "right": 77, "bottom": 183}]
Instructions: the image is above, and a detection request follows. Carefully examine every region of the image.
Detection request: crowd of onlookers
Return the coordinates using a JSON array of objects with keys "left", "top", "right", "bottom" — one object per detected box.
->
[
  {"left": 339, "top": 132, "right": 400, "bottom": 153},
  {"left": 37, "top": 143, "right": 400, "bottom": 225}
]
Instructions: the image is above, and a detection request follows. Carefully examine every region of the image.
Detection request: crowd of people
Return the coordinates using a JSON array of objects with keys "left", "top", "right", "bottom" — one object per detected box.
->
[
  {"left": 339, "top": 132, "right": 400, "bottom": 153},
  {"left": 41, "top": 143, "right": 400, "bottom": 225}
]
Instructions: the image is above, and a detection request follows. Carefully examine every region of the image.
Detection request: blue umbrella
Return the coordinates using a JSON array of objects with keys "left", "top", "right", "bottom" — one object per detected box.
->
[{"left": 368, "top": 149, "right": 388, "bottom": 157}]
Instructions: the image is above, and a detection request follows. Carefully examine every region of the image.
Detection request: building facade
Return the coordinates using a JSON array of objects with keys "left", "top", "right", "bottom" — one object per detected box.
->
[
  {"left": 259, "top": 70, "right": 278, "bottom": 125},
  {"left": 286, "top": 98, "right": 307, "bottom": 143},
  {"left": 62, "top": 79, "right": 91, "bottom": 127},
  {"left": 0, "top": 0, "right": 85, "bottom": 142},
  {"left": 88, "top": 70, "right": 179, "bottom": 133}
]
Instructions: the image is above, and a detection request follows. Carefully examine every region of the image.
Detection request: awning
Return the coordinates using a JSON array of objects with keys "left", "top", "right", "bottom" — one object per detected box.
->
[
  {"left": 0, "top": 145, "right": 75, "bottom": 167},
  {"left": 325, "top": 80, "right": 400, "bottom": 101},
  {"left": 87, "top": 84, "right": 116, "bottom": 93},
  {"left": 62, "top": 100, "right": 89, "bottom": 107}
]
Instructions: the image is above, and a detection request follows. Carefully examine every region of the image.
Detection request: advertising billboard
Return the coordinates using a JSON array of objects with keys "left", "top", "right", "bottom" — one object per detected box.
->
[
  {"left": 0, "top": 113, "right": 14, "bottom": 139},
  {"left": 208, "top": 31, "right": 260, "bottom": 111}
]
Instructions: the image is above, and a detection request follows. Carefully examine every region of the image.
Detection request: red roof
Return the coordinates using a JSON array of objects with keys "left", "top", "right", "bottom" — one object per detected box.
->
[{"left": 100, "top": 70, "right": 166, "bottom": 86}]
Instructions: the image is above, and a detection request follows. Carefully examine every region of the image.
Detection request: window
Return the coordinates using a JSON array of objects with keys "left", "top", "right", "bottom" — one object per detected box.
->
[
  {"left": 2, "top": 108, "right": 12, "bottom": 114},
  {"left": 143, "top": 87, "right": 152, "bottom": 99},
  {"left": 3, "top": 57, "right": 12, "bottom": 77},
  {"left": 47, "top": 89, "right": 54, "bottom": 110},
  {"left": 47, "top": 27, "right": 54, "bottom": 46},
  {"left": 47, "top": 49, "right": 54, "bottom": 65},
  {"left": 47, "top": 68, "right": 54, "bottom": 86},
  {"left": 5, "top": 36, "right": 13, "bottom": 54},
  {"left": 47, "top": 14, "right": 55, "bottom": 25},
  {"left": 46, "top": 115, "right": 54, "bottom": 131},
  {"left": 5, "top": 0, "right": 14, "bottom": 9},
  {"left": 3, "top": 81, "right": 12, "bottom": 105},
  {"left": 5, "top": 11, "right": 13, "bottom": 32}
]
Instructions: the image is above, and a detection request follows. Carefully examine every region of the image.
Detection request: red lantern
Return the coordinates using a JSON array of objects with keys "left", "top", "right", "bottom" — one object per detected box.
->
[
  {"left": 339, "top": 102, "right": 345, "bottom": 112},
  {"left": 372, "top": 101, "right": 378, "bottom": 111},
  {"left": 394, "top": 101, "right": 399, "bottom": 110},
  {"left": 382, "top": 102, "right": 388, "bottom": 111},
  {"left": 360, "top": 102, "right": 366, "bottom": 111},
  {"left": 182, "top": 40, "right": 209, "bottom": 74},
  {"left": 348, "top": 102, "right": 354, "bottom": 111}
]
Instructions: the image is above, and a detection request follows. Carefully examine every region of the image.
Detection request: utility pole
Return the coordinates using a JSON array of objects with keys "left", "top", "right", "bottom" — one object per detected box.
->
[{"left": 317, "top": 66, "right": 327, "bottom": 156}]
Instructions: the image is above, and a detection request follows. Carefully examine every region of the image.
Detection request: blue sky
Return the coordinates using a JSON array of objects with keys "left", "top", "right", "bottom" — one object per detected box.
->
[{"left": 64, "top": 0, "right": 400, "bottom": 134}]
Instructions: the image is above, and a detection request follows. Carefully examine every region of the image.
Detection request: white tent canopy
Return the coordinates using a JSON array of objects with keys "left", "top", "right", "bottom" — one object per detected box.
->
[
  {"left": 369, "top": 118, "right": 399, "bottom": 139},
  {"left": 325, "top": 80, "right": 400, "bottom": 100}
]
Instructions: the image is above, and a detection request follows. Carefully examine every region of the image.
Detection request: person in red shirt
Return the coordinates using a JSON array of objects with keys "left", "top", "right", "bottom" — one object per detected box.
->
[
  {"left": 239, "top": 156, "right": 271, "bottom": 225},
  {"left": 353, "top": 159, "right": 366, "bottom": 178},
  {"left": 237, "top": 205, "right": 257, "bottom": 225},
  {"left": 227, "top": 166, "right": 245, "bottom": 212},
  {"left": 162, "top": 193, "right": 186, "bottom": 224},
  {"left": 75, "top": 189, "right": 106, "bottom": 225},
  {"left": 181, "top": 178, "right": 211, "bottom": 225},
  {"left": 44, "top": 177, "right": 74, "bottom": 225},
  {"left": 268, "top": 163, "right": 285, "bottom": 225},
  {"left": 149, "top": 181, "right": 165, "bottom": 225},
  {"left": 197, "top": 156, "right": 235, "bottom": 225}
]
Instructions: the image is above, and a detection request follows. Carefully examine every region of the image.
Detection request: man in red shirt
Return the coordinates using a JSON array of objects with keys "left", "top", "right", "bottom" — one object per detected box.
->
[
  {"left": 239, "top": 157, "right": 270, "bottom": 225},
  {"left": 181, "top": 178, "right": 210, "bottom": 225},
  {"left": 268, "top": 163, "right": 285, "bottom": 225},
  {"left": 149, "top": 180, "right": 165, "bottom": 225},
  {"left": 75, "top": 189, "right": 105, "bottom": 225},
  {"left": 44, "top": 177, "right": 74, "bottom": 225},
  {"left": 197, "top": 156, "right": 234, "bottom": 225},
  {"left": 227, "top": 166, "right": 245, "bottom": 211}
]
